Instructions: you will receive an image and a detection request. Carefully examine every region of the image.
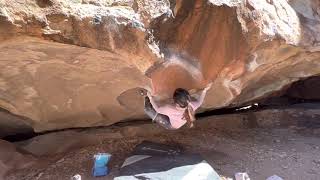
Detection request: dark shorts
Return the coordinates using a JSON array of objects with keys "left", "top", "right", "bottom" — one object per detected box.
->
[{"left": 144, "top": 97, "right": 175, "bottom": 130}]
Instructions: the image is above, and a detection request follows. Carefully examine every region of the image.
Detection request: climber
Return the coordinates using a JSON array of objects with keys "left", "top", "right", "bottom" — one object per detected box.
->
[{"left": 142, "top": 83, "right": 212, "bottom": 130}]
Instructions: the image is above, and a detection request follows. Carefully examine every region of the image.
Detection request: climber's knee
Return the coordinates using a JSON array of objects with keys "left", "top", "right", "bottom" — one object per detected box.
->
[{"left": 153, "top": 115, "right": 175, "bottom": 130}]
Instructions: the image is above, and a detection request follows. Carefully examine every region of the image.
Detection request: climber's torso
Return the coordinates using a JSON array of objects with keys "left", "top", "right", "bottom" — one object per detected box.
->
[{"left": 154, "top": 100, "right": 199, "bottom": 129}]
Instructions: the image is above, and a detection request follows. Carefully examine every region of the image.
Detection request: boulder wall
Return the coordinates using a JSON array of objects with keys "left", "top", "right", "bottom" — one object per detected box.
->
[{"left": 0, "top": 0, "right": 320, "bottom": 132}]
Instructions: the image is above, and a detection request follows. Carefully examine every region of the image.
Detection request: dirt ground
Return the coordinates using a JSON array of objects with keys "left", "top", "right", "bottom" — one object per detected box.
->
[{"left": 6, "top": 121, "right": 320, "bottom": 180}]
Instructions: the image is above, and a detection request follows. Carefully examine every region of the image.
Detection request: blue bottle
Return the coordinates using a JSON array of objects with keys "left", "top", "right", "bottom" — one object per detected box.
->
[{"left": 92, "top": 153, "right": 111, "bottom": 177}]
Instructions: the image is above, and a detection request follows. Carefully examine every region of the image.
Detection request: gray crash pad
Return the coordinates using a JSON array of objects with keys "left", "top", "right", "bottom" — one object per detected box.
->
[{"left": 114, "top": 141, "right": 220, "bottom": 180}]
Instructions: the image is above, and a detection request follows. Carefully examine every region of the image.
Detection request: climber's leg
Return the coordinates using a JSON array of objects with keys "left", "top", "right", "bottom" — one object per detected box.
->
[
  {"left": 144, "top": 96, "right": 175, "bottom": 130},
  {"left": 153, "top": 114, "right": 175, "bottom": 130},
  {"left": 144, "top": 96, "right": 158, "bottom": 119}
]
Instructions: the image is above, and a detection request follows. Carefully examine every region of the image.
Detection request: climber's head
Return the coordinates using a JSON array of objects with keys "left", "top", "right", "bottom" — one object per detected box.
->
[{"left": 173, "top": 88, "right": 191, "bottom": 108}]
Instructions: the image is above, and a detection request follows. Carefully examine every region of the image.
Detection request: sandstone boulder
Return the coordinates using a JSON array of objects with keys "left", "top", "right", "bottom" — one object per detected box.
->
[
  {"left": 0, "top": 0, "right": 320, "bottom": 132},
  {"left": 18, "top": 130, "right": 100, "bottom": 156},
  {"left": 0, "top": 110, "right": 33, "bottom": 138},
  {"left": 0, "top": 140, "right": 36, "bottom": 179}
]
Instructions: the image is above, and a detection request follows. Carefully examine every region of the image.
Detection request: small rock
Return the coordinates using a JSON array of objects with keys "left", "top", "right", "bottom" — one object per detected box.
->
[
  {"left": 71, "top": 174, "right": 81, "bottom": 180},
  {"left": 274, "top": 139, "right": 281, "bottom": 143},
  {"left": 35, "top": 172, "right": 43, "bottom": 180},
  {"left": 278, "top": 152, "right": 287, "bottom": 158},
  {"left": 220, "top": 176, "right": 233, "bottom": 180},
  {"left": 266, "top": 175, "right": 283, "bottom": 180},
  {"left": 307, "top": 168, "right": 317, "bottom": 174},
  {"left": 235, "top": 172, "right": 250, "bottom": 180},
  {"left": 312, "top": 160, "right": 320, "bottom": 165},
  {"left": 57, "top": 158, "right": 65, "bottom": 164}
]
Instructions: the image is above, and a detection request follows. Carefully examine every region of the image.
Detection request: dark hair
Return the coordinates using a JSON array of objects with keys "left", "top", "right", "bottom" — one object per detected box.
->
[{"left": 173, "top": 88, "right": 191, "bottom": 108}]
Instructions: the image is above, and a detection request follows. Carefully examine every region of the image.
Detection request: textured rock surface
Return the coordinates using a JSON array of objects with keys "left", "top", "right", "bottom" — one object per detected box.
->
[
  {"left": 18, "top": 130, "right": 100, "bottom": 156},
  {"left": 152, "top": 0, "right": 320, "bottom": 106},
  {"left": 0, "top": 110, "right": 34, "bottom": 138},
  {"left": 285, "top": 76, "right": 320, "bottom": 100},
  {"left": 0, "top": 139, "right": 36, "bottom": 179},
  {"left": 249, "top": 103, "right": 320, "bottom": 128},
  {"left": 0, "top": 37, "right": 150, "bottom": 131},
  {"left": 0, "top": 0, "right": 320, "bottom": 132}
]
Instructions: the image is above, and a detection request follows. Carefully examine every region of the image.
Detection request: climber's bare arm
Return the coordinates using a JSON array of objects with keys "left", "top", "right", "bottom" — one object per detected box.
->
[
  {"left": 190, "top": 83, "right": 212, "bottom": 109},
  {"left": 146, "top": 91, "right": 160, "bottom": 111},
  {"left": 187, "top": 105, "right": 196, "bottom": 128}
]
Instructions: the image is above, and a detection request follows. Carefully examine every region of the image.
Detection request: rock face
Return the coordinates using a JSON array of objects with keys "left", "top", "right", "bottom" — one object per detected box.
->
[
  {"left": 285, "top": 76, "right": 320, "bottom": 100},
  {"left": 19, "top": 130, "right": 100, "bottom": 156},
  {"left": 0, "top": 110, "right": 33, "bottom": 138},
  {"left": 0, "top": 139, "right": 36, "bottom": 179},
  {"left": 0, "top": 0, "right": 320, "bottom": 132}
]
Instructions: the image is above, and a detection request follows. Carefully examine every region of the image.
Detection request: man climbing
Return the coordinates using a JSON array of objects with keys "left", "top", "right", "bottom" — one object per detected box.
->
[{"left": 142, "top": 83, "right": 212, "bottom": 130}]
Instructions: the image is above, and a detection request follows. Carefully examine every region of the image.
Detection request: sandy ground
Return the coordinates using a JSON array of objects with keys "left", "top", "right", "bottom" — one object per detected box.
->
[{"left": 6, "top": 122, "right": 320, "bottom": 180}]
